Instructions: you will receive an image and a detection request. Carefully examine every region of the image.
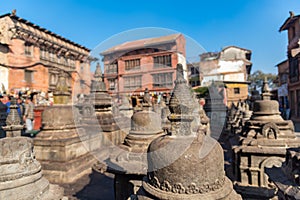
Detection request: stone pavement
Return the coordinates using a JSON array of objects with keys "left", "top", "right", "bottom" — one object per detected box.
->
[{"left": 62, "top": 170, "right": 114, "bottom": 200}]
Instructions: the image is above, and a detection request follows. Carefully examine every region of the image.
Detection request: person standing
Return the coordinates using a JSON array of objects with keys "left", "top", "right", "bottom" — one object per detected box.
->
[
  {"left": 0, "top": 95, "right": 8, "bottom": 138},
  {"left": 24, "top": 96, "right": 34, "bottom": 133}
]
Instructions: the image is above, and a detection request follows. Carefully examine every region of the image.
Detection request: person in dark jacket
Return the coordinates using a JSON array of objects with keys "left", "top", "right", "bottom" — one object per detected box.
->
[{"left": 0, "top": 95, "right": 8, "bottom": 138}]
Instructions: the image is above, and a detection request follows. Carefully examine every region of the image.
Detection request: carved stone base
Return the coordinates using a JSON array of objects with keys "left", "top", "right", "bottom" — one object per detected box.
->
[
  {"left": 0, "top": 137, "right": 65, "bottom": 200},
  {"left": 34, "top": 128, "right": 100, "bottom": 184}
]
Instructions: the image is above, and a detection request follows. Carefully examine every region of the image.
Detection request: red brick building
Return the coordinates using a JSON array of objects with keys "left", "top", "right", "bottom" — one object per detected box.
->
[
  {"left": 280, "top": 11, "right": 300, "bottom": 121},
  {"left": 0, "top": 11, "right": 92, "bottom": 101},
  {"left": 101, "top": 34, "right": 186, "bottom": 96}
]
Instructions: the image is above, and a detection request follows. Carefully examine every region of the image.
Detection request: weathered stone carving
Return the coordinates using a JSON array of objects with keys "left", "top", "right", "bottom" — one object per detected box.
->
[
  {"left": 135, "top": 64, "right": 241, "bottom": 200},
  {"left": 53, "top": 72, "right": 71, "bottom": 104},
  {"left": 34, "top": 105, "right": 98, "bottom": 184},
  {"left": 94, "top": 87, "right": 165, "bottom": 200},
  {"left": 0, "top": 137, "right": 64, "bottom": 200}
]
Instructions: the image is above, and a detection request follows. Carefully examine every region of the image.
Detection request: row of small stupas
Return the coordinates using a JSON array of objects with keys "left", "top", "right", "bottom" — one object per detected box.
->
[{"left": 226, "top": 78, "right": 300, "bottom": 199}]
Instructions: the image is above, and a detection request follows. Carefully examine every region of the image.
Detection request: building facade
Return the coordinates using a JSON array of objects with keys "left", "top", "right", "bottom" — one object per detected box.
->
[
  {"left": 199, "top": 46, "right": 252, "bottom": 106},
  {"left": 280, "top": 11, "right": 300, "bottom": 121},
  {"left": 187, "top": 62, "right": 200, "bottom": 87},
  {"left": 0, "top": 11, "right": 92, "bottom": 101},
  {"left": 276, "top": 59, "right": 289, "bottom": 119},
  {"left": 101, "top": 34, "right": 186, "bottom": 96}
]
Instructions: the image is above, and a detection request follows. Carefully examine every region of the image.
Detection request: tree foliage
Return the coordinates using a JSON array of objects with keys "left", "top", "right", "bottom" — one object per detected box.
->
[{"left": 248, "top": 70, "right": 277, "bottom": 90}]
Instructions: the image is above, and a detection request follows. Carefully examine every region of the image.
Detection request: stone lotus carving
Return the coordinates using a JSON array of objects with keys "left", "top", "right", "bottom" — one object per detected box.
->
[{"left": 149, "top": 176, "right": 226, "bottom": 194}]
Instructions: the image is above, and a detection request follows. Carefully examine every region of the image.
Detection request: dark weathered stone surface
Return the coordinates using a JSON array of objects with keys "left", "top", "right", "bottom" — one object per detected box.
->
[
  {"left": 137, "top": 64, "right": 241, "bottom": 200},
  {"left": 267, "top": 147, "right": 300, "bottom": 200},
  {"left": 0, "top": 137, "right": 64, "bottom": 200}
]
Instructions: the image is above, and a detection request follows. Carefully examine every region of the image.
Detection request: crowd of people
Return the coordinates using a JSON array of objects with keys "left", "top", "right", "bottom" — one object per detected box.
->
[{"left": 0, "top": 94, "right": 35, "bottom": 137}]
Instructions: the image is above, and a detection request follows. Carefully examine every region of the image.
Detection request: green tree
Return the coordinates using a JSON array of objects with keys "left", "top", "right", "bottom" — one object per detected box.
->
[{"left": 248, "top": 70, "right": 277, "bottom": 91}]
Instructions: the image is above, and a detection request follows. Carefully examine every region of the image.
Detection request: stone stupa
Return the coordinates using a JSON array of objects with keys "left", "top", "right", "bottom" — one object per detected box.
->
[
  {"left": 94, "top": 88, "right": 165, "bottom": 200},
  {"left": 0, "top": 98, "right": 64, "bottom": 199},
  {"left": 135, "top": 64, "right": 241, "bottom": 200},
  {"left": 33, "top": 70, "right": 99, "bottom": 184}
]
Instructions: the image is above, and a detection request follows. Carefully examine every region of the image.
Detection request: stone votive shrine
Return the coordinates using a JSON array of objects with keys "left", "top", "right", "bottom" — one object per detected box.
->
[
  {"left": 203, "top": 82, "right": 227, "bottom": 139},
  {"left": 53, "top": 73, "right": 71, "bottom": 105},
  {"left": 94, "top": 88, "right": 165, "bottom": 200},
  {"left": 86, "top": 63, "right": 129, "bottom": 145},
  {"left": 0, "top": 99, "right": 64, "bottom": 199},
  {"left": 2, "top": 98, "right": 23, "bottom": 137},
  {"left": 33, "top": 105, "right": 99, "bottom": 184},
  {"left": 232, "top": 78, "right": 300, "bottom": 199},
  {"left": 119, "top": 94, "right": 133, "bottom": 119},
  {"left": 160, "top": 98, "right": 171, "bottom": 133},
  {"left": 33, "top": 70, "right": 100, "bottom": 184},
  {"left": 135, "top": 64, "right": 241, "bottom": 200}
]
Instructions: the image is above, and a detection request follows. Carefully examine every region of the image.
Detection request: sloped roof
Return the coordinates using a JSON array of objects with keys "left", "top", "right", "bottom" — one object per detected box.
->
[
  {"left": 280, "top": 13, "right": 300, "bottom": 31},
  {"left": 101, "top": 33, "right": 182, "bottom": 55},
  {"left": 0, "top": 13, "right": 90, "bottom": 51},
  {"left": 222, "top": 45, "right": 252, "bottom": 53}
]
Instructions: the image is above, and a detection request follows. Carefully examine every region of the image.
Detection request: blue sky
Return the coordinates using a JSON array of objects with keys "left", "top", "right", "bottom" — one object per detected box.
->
[{"left": 1, "top": 0, "right": 299, "bottom": 73}]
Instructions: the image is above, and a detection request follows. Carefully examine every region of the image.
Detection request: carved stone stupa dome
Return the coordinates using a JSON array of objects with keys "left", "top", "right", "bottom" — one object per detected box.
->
[
  {"left": 130, "top": 110, "right": 162, "bottom": 135},
  {"left": 139, "top": 64, "right": 241, "bottom": 200}
]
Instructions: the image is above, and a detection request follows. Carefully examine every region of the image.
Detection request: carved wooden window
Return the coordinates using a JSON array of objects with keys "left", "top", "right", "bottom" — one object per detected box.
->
[
  {"left": 40, "top": 48, "right": 47, "bottom": 60},
  {"left": 49, "top": 52, "right": 55, "bottom": 62},
  {"left": 124, "top": 76, "right": 142, "bottom": 90},
  {"left": 24, "top": 70, "right": 34, "bottom": 83},
  {"left": 24, "top": 42, "right": 33, "bottom": 56},
  {"left": 152, "top": 73, "right": 173, "bottom": 88},
  {"left": 105, "top": 62, "right": 118, "bottom": 74},
  {"left": 125, "top": 59, "right": 140, "bottom": 71},
  {"left": 153, "top": 55, "right": 172, "bottom": 68}
]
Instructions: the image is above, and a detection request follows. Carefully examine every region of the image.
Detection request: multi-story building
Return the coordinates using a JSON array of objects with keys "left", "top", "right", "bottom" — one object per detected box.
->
[
  {"left": 280, "top": 11, "right": 300, "bottom": 121},
  {"left": 199, "top": 46, "right": 252, "bottom": 106},
  {"left": 0, "top": 11, "right": 92, "bottom": 100},
  {"left": 276, "top": 59, "right": 289, "bottom": 118},
  {"left": 101, "top": 34, "right": 186, "bottom": 96}
]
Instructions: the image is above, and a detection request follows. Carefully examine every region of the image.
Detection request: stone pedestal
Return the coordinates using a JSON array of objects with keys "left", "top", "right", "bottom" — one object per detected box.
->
[
  {"left": 0, "top": 137, "right": 64, "bottom": 200},
  {"left": 34, "top": 105, "right": 99, "bottom": 184}
]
